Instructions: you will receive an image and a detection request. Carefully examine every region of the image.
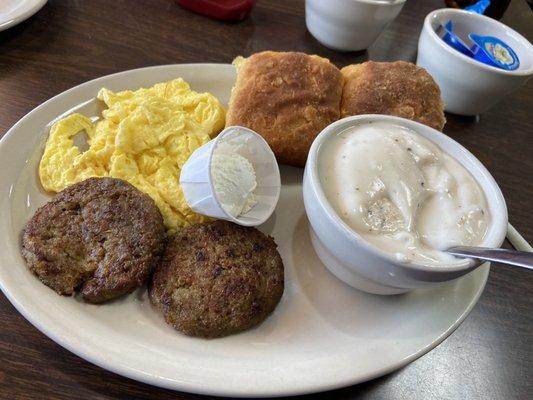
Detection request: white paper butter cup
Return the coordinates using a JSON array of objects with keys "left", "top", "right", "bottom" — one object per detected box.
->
[{"left": 180, "top": 126, "right": 281, "bottom": 227}]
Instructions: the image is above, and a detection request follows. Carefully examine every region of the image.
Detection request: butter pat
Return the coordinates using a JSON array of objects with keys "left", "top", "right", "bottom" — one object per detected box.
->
[{"left": 211, "top": 153, "right": 257, "bottom": 217}]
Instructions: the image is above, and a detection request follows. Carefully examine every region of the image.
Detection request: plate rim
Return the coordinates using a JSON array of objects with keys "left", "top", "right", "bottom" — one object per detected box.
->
[
  {"left": 0, "top": 0, "right": 47, "bottom": 31},
  {"left": 0, "top": 63, "right": 490, "bottom": 397}
]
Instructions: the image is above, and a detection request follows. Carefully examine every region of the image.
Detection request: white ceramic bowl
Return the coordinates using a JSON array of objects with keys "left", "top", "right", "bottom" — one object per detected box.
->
[
  {"left": 303, "top": 115, "right": 508, "bottom": 295},
  {"left": 417, "top": 8, "right": 533, "bottom": 116},
  {"left": 305, "top": 0, "right": 406, "bottom": 52}
]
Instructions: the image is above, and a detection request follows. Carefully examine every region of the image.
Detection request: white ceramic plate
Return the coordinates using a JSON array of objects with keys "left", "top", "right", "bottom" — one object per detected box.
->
[
  {"left": 0, "top": 64, "right": 489, "bottom": 397},
  {"left": 0, "top": 0, "right": 46, "bottom": 31}
]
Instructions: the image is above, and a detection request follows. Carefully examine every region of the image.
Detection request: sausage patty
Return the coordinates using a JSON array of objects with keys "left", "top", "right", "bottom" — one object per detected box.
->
[
  {"left": 149, "top": 220, "right": 284, "bottom": 338},
  {"left": 21, "top": 177, "right": 166, "bottom": 303}
]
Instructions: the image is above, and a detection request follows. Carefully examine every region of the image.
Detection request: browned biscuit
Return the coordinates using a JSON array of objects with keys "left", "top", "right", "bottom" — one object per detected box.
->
[
  {"left": 226, "top": 51, "right": 343, "bottom": 167},
  {"left": 149, "top": 220, "right": 284, "bottom": 338},
  {"left": 340, "top": 61, "right": 446, "bottom": 131},
  {"left": 21, "top": 177, "right": 166, "bottom": 303}
]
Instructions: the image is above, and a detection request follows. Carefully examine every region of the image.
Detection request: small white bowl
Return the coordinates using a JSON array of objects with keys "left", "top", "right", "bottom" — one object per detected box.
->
[
  {"left": 303, "top": 115, "right": 508, "bottom": 295},
  {"left": 417, "top": 8, "right": 533, "bottom": 116},
  {"left": 305, "top": 0, "right": 406, "bottom": 52},
  {"left": 180, "top": 126, "right": 281, "bottom": 227}
]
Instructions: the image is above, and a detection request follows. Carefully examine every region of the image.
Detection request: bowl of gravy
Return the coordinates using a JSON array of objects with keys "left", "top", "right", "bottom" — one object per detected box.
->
[{"left": 303, "top": 114, "right": 508, "bottom": 294}]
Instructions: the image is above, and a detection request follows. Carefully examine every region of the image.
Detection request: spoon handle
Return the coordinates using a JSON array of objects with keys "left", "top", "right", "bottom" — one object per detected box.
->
[{"left": 448, "top": 247, "right": 533, "bottom": 270}]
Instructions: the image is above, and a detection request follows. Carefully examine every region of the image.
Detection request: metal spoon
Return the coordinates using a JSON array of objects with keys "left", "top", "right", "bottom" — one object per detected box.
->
[{"left": 447, "top": 246, "right": 533, "bottom": 270}]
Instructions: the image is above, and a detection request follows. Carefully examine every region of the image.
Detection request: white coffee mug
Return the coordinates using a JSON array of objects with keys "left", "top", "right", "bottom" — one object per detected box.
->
[{"left": 305, "top": 0, "right": 406, "bottom": 52}]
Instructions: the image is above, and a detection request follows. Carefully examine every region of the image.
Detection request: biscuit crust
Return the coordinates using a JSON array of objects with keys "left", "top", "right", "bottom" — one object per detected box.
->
[
  {"left": 341, "top": 61, "right": 446, "bottom": 131},
  {"left": 226, "top": 51, "right": 343, "bottom": 167}
]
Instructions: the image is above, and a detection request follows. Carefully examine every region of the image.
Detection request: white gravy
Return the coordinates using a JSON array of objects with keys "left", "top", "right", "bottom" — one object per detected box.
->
[{"left": 319, "top": 122, "right": 490, "bottom": 266}]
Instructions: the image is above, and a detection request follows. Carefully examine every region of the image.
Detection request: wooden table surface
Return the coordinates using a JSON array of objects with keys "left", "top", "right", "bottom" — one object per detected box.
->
[{"left": 1, "top": 0, "right": 531, "bottom": 399}]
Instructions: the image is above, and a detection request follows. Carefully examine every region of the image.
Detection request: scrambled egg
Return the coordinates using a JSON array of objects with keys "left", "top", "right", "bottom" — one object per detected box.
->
[{"left": 39, "top": 78, "right": 226, "bottom": 231}]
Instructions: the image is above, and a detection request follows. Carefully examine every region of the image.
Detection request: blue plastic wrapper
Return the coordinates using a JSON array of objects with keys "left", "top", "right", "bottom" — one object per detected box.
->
[
  {"left": 469, "top": 33, "right": 520, "bottom": 70},
  {"left": 464, "top": 0, "right": 491, "bottom": 14},
  {"left": 441, "top": 21, "right": 475, "bottom": 57},
  {"left": 439, "top": 0, "right": 520, "bottom": 71}
]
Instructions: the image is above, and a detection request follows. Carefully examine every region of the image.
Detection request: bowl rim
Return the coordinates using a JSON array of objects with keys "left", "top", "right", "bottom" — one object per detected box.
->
[
  {"left": 424, "top": 8, "right": 533, "bottom": 76},
  {"left": 306, "top": 114, "right": 508, "bottom": 274},
  {"left": 349, "top": 0, "right": 406, "bottom": 5}
]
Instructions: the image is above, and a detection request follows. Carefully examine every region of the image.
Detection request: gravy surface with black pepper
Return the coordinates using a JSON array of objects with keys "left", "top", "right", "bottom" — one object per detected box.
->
[{"left": 319, "top": 122, "right": 490, "bottom": 266}]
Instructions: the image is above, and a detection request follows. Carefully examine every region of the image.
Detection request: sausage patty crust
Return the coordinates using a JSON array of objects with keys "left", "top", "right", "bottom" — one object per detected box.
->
[
  {"left": 21, "top": 177, "right": 166, "bottom": 303},
  {"left": 149, "top": 220, "right": 284, "bottom": 338}
]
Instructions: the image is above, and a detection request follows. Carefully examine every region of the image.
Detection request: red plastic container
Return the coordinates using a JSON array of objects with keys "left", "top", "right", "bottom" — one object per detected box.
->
[{"left": 176, "top": 0, "right": 257, "bottom": 21}]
